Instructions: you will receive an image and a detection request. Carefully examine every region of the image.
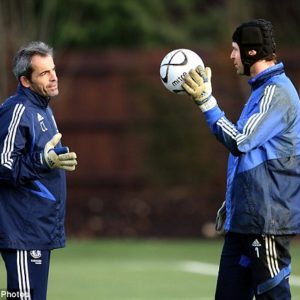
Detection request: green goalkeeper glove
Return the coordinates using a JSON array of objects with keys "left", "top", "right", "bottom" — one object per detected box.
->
[
  {"left": 182, "top": 66, "right": 217, "bottom": 112},
  {"left": 43, "top": 133, "right": 77, "bottom": 171}
]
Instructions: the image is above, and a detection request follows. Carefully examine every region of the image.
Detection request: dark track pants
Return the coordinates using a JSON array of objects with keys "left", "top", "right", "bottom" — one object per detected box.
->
[
  {"left": 1, "top": 249, "right": 51, "bottom": 300},
  {"left": 215, "top": 232, "right": 293, "bottom": 300}
]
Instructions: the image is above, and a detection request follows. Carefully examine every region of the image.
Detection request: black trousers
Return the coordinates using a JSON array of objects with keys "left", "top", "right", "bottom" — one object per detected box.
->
[
  {"left": 1, "top": 249, "right": 51, "bottom": 300},
  {"left": 215, "top": 232, "right": 293, "bottom": 300}
]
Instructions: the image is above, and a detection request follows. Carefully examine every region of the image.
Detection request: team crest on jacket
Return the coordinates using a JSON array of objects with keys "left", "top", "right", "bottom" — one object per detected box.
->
[{"left": 37, "top": 113, "right": 48, "bottom": 132}]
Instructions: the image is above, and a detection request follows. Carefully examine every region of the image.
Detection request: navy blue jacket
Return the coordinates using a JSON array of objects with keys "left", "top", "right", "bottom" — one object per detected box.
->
[
  {"left": 0, "top": 85, "right": 67, "bottom": 250},
  {"left": 204, "top": 63, "right": 300, "bottom": 235}
]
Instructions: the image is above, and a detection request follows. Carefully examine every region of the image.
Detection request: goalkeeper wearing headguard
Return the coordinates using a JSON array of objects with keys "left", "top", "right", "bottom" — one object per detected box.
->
[{"left": 183, "top": 19, "right": 300, "bottom": 300}]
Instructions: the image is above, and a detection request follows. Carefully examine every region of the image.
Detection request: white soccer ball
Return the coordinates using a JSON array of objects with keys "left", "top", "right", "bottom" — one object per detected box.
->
[{"left": 160, "top": 48, "right": 204, "bottom": 95}]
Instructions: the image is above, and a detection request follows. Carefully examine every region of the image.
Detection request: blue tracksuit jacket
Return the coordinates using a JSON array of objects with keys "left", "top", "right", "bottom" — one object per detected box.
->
[
  {"left": 204, "top": 63, "right": 300, "bottom": 235},
  {"left": 0, "top": 84, "right": 67, "bottom": 250}
]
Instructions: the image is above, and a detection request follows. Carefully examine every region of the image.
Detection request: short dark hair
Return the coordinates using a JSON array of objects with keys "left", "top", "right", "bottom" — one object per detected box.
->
[{"left": 12, "top": 41, "right": 54, "bottom": 81}]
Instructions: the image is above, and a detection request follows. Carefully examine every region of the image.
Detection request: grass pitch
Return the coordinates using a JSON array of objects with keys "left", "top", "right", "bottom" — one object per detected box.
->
[
  {"left": 1, "top": 239, "right": 300, "bottom": 299},
  {"left": 47, "top": 239, "right": 300, "bottom": 300},
  {"left": 48, "top": 239, "right": 220, "bottom": 300}
]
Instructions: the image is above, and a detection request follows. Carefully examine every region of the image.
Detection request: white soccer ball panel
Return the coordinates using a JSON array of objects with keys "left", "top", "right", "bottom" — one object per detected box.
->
[{"left": 160, "top": 49, "right": 204, "bottom": 94}]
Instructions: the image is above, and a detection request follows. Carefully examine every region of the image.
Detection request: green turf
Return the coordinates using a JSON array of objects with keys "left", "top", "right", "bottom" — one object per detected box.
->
[
  {"left": 48, "top": 239, "right": 221, "bottom": 300},
  {"left": 1, "top": 239, "right": 300, "bottom": 299}
]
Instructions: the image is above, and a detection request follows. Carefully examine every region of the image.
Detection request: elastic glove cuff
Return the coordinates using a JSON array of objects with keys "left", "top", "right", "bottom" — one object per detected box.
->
[
  {"left": 196, "top": 96, "right": 217, "bottom": 112},
  {"left": 43, "top": 149, "right": 56, "bottom": 168}
]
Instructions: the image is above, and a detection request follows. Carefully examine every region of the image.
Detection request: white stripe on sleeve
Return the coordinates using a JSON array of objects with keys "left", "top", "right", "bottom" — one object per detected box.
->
[
  {"left": 237, "top": 85, "right": 276, "bottom": 146},
  {"left": 1, "top": 104, "right": 25, "bottom": 169}
]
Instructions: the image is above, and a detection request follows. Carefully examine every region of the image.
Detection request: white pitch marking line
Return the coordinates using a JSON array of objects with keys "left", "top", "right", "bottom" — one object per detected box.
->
[
  {"left": 180, "top": 261, "right": 218, "bottom": 276},
  {"left": 180, "top": 261, "right": 300, "bottom": 288}
]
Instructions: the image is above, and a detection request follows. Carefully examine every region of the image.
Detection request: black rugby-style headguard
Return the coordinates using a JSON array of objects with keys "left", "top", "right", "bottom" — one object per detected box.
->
[{"left": 232, "top": 19, "right": 276, "bottom": 75}]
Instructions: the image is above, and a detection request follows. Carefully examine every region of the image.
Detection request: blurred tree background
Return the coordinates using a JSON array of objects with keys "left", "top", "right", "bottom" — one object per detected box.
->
[
  {"left": 0, "top": 0, "right": 299, "bottom": 97},
  {"left": 0, "top": 0, "right": 299, "bottom": 95},
  {"left": 0, "top": 0, "right": 299, "bottom": 238},
  {"left": 1, "top": 0, "right": 299, "bottom": 51}
]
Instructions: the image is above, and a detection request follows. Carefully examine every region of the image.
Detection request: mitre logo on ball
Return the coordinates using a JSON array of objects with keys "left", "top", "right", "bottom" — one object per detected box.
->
[{"left": 160, "top": 48, "right": 204, "bottom": 95}]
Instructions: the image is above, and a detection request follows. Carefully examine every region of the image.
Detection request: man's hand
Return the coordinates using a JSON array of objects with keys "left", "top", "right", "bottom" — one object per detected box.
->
[
  {"left": 182, "top": 66, "right": 217, "bottom": 112},
  {"left": 215, "top": 201, "right": 226, "bottom": 235},
  {"left": 44, "top": 133, "right": 77, "bottom": 171}
]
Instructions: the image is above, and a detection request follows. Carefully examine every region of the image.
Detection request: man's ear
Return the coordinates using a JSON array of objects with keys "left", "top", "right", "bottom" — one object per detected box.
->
[
  {"left": 248, "top": 50, "right": 257, "bottom": 56},
  {"left": 20, "top": 76, "right": 30, "bottom": 88}
]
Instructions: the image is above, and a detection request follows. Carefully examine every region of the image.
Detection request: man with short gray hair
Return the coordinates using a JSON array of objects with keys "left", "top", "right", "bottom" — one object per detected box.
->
[{"left": 0, "top": 41, "right": 77, "bottom": 300}]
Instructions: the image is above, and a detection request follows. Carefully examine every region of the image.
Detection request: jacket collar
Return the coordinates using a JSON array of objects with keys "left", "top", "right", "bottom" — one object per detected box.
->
[
  {"left": 17, "top": 84, "right": 50, "bottom": 108},
  {"left": 248, "top": 62, "right": 284, "bottom": 90}
]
